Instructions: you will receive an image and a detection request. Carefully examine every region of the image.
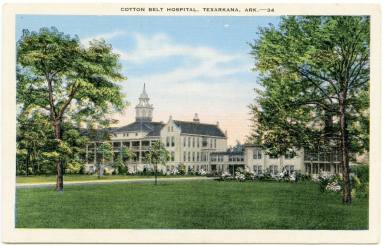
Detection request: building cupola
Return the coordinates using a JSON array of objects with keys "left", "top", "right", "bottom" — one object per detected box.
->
[{"left": 135, "top": 83, "right": 154, "bottom": 122}]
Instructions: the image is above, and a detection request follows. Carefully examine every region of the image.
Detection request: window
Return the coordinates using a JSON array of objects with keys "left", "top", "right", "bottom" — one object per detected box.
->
[
  {"left": 183, "top": 151, "right": 186, "bottom": 162},
  {"left": 214, "top": 139, "right": 217, "bottom": 148},
  {"left": 192, "top": 137, "right": 195, "bottom": 148},
  {"left": 135, "top": 133, "right": 138, "bottom": 136},
  {"left": 253, "top": 150, "right": 262, "bottom": 159},
  {"left": 183, "top": 137, "right": 186, "bottom": 147},
  {"left": 192, "top": 152, "right": 195, "bottom": 162},
  {"left": 168, "top": 126, "right": 170, "bottom": 132},
  {"left": 202, "top": 137, "right": 208, "bottom": 147},
  {"left": 285, "top": 165, "right": 294, "bottom": 174},
  {"left": 171, "top": 126, "right": 174, "bottom": 132},
  {"left": 171, "top": 136, "right": 175, "bottom": 147},
  {"left": 197, "top": 152, "right": 200, "bottom": 161},
  {"left": 166, "top": 137, "right": 170, "bottom": 147},
  {"left": 210, "top": 139, "right": 212, "bottom": 148},
  {"left": 253, "top": 165, "right": 263, "bottom": 174},
  {"left": 188, "top": 137, "right": 191, "bottom": 147},
  {"left": 269, "top": 165, "right": 278, "bottom": 175},
  {"left": 197, "top": 138, "right": 200, "bottom": 148},
  {"left": 188, "top": 152, "right": 191, "bottom": 162},
  {"left": 171, "top": 152, "right": 175, "bottom": 161}
]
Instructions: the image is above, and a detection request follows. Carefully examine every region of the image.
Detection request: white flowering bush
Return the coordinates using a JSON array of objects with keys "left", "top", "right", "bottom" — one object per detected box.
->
[
  {"left": 127, "top": 167, "right": 137, "bottom": 175},
  {"left": 289, "top": 171, "right": 296, "bottom": 182},
  {"left": 325, "top": 181, "right": 341, "bottom": 192},
  {"left": 198, "top": 169, "right": 207, "bottom": 176},
  {"left": 166, "top": 167, "right": 179, "bottom": 175},
  {"left": 235, "top": 171, "right": 245, "bottom": 181},
  {"left": 245, "top": 171, "right": 257, "bottom": 180},
  {"left": 220, "top": 171, "right": 232, "bottom": 180}
]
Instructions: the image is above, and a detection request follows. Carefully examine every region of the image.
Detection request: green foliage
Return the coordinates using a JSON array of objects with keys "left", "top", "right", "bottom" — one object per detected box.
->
[
  {"left": 351, "top": 165, "right": 369, "bottom": 198},
  {"left": 249, "top": 16, "right": 369, "bottom": 155},
  {"left": 145, "top": 141, "right": 170, "bottom": 165},
  {"left": 178, "top": 164, "right": 186, "bottom": 175},
  {"left": 16, "top": 27, "right": 126, "bottom": 187},
  {"left": 112, "top": 158, "right": 127, "bottom": 175},
  {"left": 97, "top": 142, "right": 113, "bottom": 163},
  {"left": 249, "top": 16, "right": 369, "bottom": 203},
  {"left": 65, "top": 161, "right": 83, "bottom": 174},
  {"left": 351, "top": 164, "right": 369, "bottom": 183}
]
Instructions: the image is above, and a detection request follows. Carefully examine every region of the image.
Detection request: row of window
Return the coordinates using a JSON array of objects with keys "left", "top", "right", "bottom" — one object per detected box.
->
[
  {"left": 165, "top": 137, "right": 175, "bottom": 147},
  {"left": 183, "top": 136, "right": 217, "bottom": 149},
  {"left": 167, "top": 126, "right": 175, "bottom": 132},
  {"left": 252, "top": 150, "right": 295, "bottom": 160},
  {"left": 228, "top": 155, "right": 244, "bottom": 162},
  {"left": 183, "top": 151, "right": 209, "bottom": 162},
  {"left": 211, "top": 155, "right": 224, "bottom": 162}
]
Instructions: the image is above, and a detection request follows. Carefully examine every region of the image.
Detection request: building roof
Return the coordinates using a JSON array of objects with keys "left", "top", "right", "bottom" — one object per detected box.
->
[
  {"left": 112, "top": 121, "right": 165, "bottom": 137},
  {"left": 173, "top": 120, "right": 226, "bottom": 138}
]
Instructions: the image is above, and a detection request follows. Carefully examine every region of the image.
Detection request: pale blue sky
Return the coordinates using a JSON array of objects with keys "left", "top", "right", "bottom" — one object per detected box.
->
[{"left": 16, "top": 15, "right": 281, "bottom": 145}]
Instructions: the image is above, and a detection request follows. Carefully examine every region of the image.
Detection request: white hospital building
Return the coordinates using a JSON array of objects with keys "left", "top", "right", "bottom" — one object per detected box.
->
[{"left": 85, "top": 85, "right": 343, "bottom": 175}]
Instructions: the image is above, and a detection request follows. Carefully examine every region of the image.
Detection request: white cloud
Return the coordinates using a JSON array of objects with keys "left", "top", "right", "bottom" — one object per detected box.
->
[
  {"left": 116, "top": 33, "right": 241, "bottom": 65},
  {"left": 80, "top": 30, "right": 126, "bottom": 47}
]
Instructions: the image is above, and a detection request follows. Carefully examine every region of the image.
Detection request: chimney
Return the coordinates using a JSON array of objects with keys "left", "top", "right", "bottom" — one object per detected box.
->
[
  {"left": 193, "top": 113, "right": 200, "bottom": 123},
  {"left": 216, "top": 121, "right": 219, "bottom": 127},
  {"left": 169, "top": 115, "right": 173, "bottom": 121}
]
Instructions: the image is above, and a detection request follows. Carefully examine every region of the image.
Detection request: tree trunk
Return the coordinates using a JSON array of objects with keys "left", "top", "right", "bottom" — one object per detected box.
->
[
  {"left": 26, "top": 150, "right": 30, "bottom": 176},
  {"left": 54, "top": 120, "right": 64, "bottom": 192},
  {"left": 339, "top": 98, "right": 352, "bottom": 204},
  {"left": 154, "top": 163, "right": 158, "bottom": 185}
]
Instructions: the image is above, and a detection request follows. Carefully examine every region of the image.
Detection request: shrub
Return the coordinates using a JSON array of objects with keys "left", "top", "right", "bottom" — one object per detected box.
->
[
  {"left": 351, "top": 174, "right": 369, "bottom": 198},
  {"left": 65, "top": 161, "right": 83, "bottom": 174},
  {"left": 351, "top": 164, "right": 369, "bottom": 183},
  {"left": 178, "top": 164, "right": 186, "bottom": 175},
  {"left": 235, "top": 171, "right": 245, "bottom": 181}
]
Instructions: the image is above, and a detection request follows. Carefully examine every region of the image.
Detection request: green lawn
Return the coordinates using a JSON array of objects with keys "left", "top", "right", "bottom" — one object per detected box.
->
[
  {"left": 16, "top": 174, "right": 194, "bottom": 184},
  {"left": 16, "top": 180, "right": 368, "bottom": 229}
]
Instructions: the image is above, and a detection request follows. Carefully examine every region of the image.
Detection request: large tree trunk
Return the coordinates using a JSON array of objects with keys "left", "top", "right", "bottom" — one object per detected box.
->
[
  {"left": 54, "top": 120, "right": 64, "bottom": 192},
  {"left": 339, "top": 98, "right": 352, "bottom": 204}
]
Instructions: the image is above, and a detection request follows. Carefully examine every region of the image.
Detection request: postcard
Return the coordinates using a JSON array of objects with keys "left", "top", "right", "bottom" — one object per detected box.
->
[{"left": 2, "top": 2, "right": 381, "bottom": 244}]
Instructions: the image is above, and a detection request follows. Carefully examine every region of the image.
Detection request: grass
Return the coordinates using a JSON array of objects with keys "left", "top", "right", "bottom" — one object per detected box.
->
[
  {"left": 16, "top": 174, "right": 195, "bottom": 184},
  {"left": 16, "top": 180, "right": 368, "bottom": 229}
]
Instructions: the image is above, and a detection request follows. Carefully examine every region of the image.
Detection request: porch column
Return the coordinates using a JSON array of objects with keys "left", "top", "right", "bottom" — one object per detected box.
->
[{"left": 139, "top": 140, "right": 142, "bottom": 164}]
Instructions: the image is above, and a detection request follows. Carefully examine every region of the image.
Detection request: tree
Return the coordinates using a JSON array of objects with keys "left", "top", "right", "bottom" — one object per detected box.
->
[
  {"left": 17, "top": 27, "right": 126, "bottom": 191},
  {"left": 112, "top": 146, "right": 136, "bottom": 174},
  {"left": 16, "top": 109, "right": 54, "bottom": 175},
  {"left": 97, "top": 142, "right": 113, "bottom": 178},
  {"left": 121, "top": 146, "right": 136, "bottom": 173},
  {"left": 145, "top": 141, "right": 170, "bottom": 185},
  {"left": 249, "top": 16, "right": 369, "bottom": 204}
]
